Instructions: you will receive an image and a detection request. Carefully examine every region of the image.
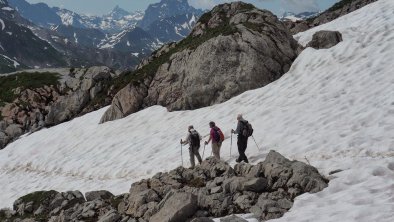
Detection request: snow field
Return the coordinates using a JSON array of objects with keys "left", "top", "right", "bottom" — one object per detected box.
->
[{"left": 0, "top": 0, "right": 393, "bottom": 221}]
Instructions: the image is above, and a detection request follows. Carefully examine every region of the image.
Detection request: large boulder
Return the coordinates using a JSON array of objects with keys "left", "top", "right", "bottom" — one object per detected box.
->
[
  {"left": 262, "top": 150, "right": 328, "bottom": 193},
  {"left": 220, "top": 215, "right": 248, "bottom": 222},
  {"left": 84, "top": 66, "right": 112, "bottom": 81},
  {"left": 5, "top": 124, "right": 23, "bottom": 139},
  {"left": 144, "top": 4, "right": 300, "bottom": 111},
  {"left": 307, "top": 30, "right": 343, "bottom": 49},
  {"left": 100, "top": 2, "right": 301, "bottom": 123},
  {"left": 0, "top": 131, "right": 10, "bottom": 149},
  {"left": 45, "top": 90, "right": 90, "bottom": 125},
  {"left": 150, "top": 192, "right": 198, "bottom": 222},
  {"left": 250, "top": 189, "right": 293, "bottom": 221},
  {"left": 85, "top": 190, "right": 114, "bottom": 202},
  {"left": 100, "top": 83, "right": 148, "bottom": 123},
  {"left": 13, "top": 190, "right": 59, "bottom": 216}
]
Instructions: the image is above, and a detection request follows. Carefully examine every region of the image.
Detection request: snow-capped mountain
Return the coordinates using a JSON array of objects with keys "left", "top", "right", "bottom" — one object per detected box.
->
[
  {"left": 147, "top": 12, "right": 201, "bottom": 42},
  {"left": 7, "top": 0, "right": 63, "bottom": 27},
  {"left": 0, "top": 0, "right": 140, "bottom": 71},
  {"left": 0, "top": 0, "right": 66, "bottom": 72},
  {"left": 138, "top": 0, "right": 204, "bottom": 30},
  {"left": 82, "top": 9, "right": 144, "bottom": 34},
  {"left": 8, "top": 0, "right": 144, "bottom": 33},
  {"left": 281, "top": 11, "right": 320, "bottom": 21},
  {"left": 52, "top": 7, "right": 89, "bottom": 29},
  {"left": 98, "top": 27, "right": 161, "bottom": 56},
  {"left": 0, "top": 1, "right": 393, "bottom": 222}
]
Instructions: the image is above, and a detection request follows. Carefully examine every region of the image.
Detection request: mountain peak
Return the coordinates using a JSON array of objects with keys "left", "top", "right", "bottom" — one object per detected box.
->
[
  {"left": 138, "top": 0, "right": 203, "bottom": 30},
  {"left": 108, "top": 5, "right": 130, "bottom": 19}
]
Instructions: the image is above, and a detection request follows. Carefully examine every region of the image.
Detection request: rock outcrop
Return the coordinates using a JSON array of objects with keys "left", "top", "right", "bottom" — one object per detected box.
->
[
  {"left": 100, "top": 2, "right": 301, "bottom": 123},
  {"left": 285, "top": 0, "right": 378, "bottom": 34},
  {"left": 306, "top": 30, "right": 343, "bottom": 49},
  {"left": 0, "top": 151, "right": 328, "bottom": 222},
  {"left": 0, "top": 67, "right": 118, "bottom": 149}
]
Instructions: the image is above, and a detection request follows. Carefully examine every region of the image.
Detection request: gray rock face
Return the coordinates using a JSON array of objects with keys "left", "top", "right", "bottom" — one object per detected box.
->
[
  {"left": 100, "top": 2, "right": 301, "bottom": 123},
  {"left": 220, "top": 215, "right": 248, "bottom": 222},
  {"left": 0, "top": 67, "right": 117, "bottom": 149},
  {"left": 0, "top": 131, "right": 10, "bottom": 149},
  {"left": 100, "top": 83, "right": 149, "bottom": 124},
  {"left": 191, "top": 217, "right": 215, "bottom": 222},
  {"left": 45, "top": 90, "right": 90, "bottom": 125},
  {"left": 5, "top": 124, "right": 23, "bottom": 139},
  {"left": 85, "top": 190, "right": 114, "bottom": 202},
  {"left": 150, "top": 192, "right": 198, "bottom": 222},
  {"left": 307, "top": 30, "right": 343, "bottom": 49},
  {"left": 98, "top": 209, "right": 121, "bottom": 222}
]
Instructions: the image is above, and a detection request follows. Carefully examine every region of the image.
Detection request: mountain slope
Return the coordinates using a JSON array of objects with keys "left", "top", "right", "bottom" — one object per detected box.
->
[
  {"left": 147, "top": 12, "right": 201, "bottom": 42},
  {"left": 8, "top": 0, "right": 144, "bottom": 33},
  {"left": 8, "top": 0, "right": 62, "bottom": 28},
  {"left": 0, "top": 0, "right": 66, "bottom": 71},
  {"left": 0, "top": 2, "right": 393, "bottom": 222},
  {"left": 138, "top": 0, "right": 203, "bottom": 30},
  {"left": 100, "top": 2, "right": 301, "bottom": 123},
  {"left": 98, "top": 27, "right": 160, "bottom": 55}
]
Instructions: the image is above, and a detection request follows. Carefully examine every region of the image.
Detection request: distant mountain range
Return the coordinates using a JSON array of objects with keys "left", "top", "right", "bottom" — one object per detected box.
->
[
  {"left": 280, "top": 11, "right": 320, "bottom": 22},
  {"left": 0, "top": 0, "right": 205, "bottom": 73}
]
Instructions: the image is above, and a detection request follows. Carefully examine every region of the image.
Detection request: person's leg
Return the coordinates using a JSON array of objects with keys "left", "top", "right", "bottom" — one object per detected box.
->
[
  {"left": 212, "top": 143, "right": 220, "bottom": 160},
  {"left": 243, "top": 138, "right": 249, "bottom": 163},
  {"left": 239, "top": 137, "right": 247, "bottom": 162},
  {"left": 217, "top": 142, "right": 222, "bottom": 160},
  {"left": 237, "top": 139, "right": 242, "bottom": 162},
  {"left": 194, "top": 146, "right": 202, "bottom": 164},
  {"left": 189, "top": 147, "right": 195, "bottom": 168}
]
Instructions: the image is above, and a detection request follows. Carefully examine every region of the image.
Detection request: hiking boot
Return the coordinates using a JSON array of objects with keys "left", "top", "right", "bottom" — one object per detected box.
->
[{"left": 236, "top": 158, "right": 241, "bottom": 163}]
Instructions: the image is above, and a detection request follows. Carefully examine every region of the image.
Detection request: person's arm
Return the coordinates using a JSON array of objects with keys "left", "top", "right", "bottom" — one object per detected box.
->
[
  {"left": 181, "top": 134, "right": 190, "bottom": 145},
  {"left": 205, "top": 129, "right": 213, "bottom": 144},
  {"left": 232, "top": 121, "right": 241, "bottom": 134}
]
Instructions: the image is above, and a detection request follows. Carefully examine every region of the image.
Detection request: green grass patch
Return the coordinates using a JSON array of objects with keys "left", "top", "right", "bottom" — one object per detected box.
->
[{"left": 0, "top": 72, "right": 60, "bottom": 104}]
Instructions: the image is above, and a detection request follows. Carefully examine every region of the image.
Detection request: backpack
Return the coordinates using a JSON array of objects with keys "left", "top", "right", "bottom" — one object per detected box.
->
[
  {"left": 190, "top": 131, "right": 200, "bottom": 147},
  {"left": 213, "top": 127, "right": 225, "bottom": 143},
  {"left": 242, "top": 121, "right": 253, "bottom": 137}
]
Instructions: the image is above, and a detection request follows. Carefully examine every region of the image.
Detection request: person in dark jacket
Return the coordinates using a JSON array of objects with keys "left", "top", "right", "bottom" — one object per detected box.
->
[
  {"left": 231, "top": 114, "right": 249, "bottom": 163},
  {"left": 181, "top": 125, "right": 202, "bottom": 168}
]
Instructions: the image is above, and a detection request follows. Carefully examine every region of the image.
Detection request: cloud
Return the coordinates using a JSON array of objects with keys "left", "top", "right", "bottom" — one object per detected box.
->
[{"left": 258, "top": 0, "right": 320, "bottom": 13}]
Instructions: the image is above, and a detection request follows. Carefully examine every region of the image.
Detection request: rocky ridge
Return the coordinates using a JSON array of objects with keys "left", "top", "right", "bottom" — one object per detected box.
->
[
  {"left": 0, "top": 67, "right": 118, "bottom": 149},
  {"left": 100, "top": 2, "right": 302, "bottom": 123},
  {"left": 0, "top": 151, "right": 329, "bottom": 222},
  {"left": 284, "top": 0, "right": 378, "bottom": 34}
]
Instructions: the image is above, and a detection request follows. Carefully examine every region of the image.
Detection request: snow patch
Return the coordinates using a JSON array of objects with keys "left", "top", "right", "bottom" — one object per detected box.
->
[
  {"left": 0, "top": 54, "right": 20, "bottom": 67},
  {"left": 0, "top": 18, "right": 5, "bottom": 31},
  {"left": 2, "top": 7, "right": 13, "bottom": 11},
  {"left": 0, "top": 2, "right": 393, "bottom": 222}
]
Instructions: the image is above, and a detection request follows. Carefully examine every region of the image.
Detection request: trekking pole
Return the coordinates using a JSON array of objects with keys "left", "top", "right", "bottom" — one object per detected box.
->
[
  {"left": 230, "top": 133, "right": 233, "bottom": 158},
  {"left": 181, "top": 144, "right": 184, "bottom": 167},
  {"left": 252, "top": 135, "right": 261, "bottom": 151},
  {"left": 202, "top": 144, "right": 206, "bottom": 160}
]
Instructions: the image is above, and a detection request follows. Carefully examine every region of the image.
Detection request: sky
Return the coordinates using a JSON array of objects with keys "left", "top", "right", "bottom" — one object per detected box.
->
[{"left": 25, "top": 0, "right": 339, "bottom": 16}]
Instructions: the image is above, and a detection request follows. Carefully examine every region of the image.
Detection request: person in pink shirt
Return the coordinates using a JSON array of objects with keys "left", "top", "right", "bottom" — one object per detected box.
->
[{"left": 205, "top": 121, "right": 224, "bottom": 160}]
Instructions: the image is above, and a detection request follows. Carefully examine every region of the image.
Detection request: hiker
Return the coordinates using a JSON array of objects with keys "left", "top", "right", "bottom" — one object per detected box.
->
[
  {"left": 205, "top": 121, "right": 224, "bottom": 160},
  {"left": 231, "top": 114, "right": 252, "bottom": 163},
  {"left": 181, "top": 125, "right": 203, "bottom": 168}
]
